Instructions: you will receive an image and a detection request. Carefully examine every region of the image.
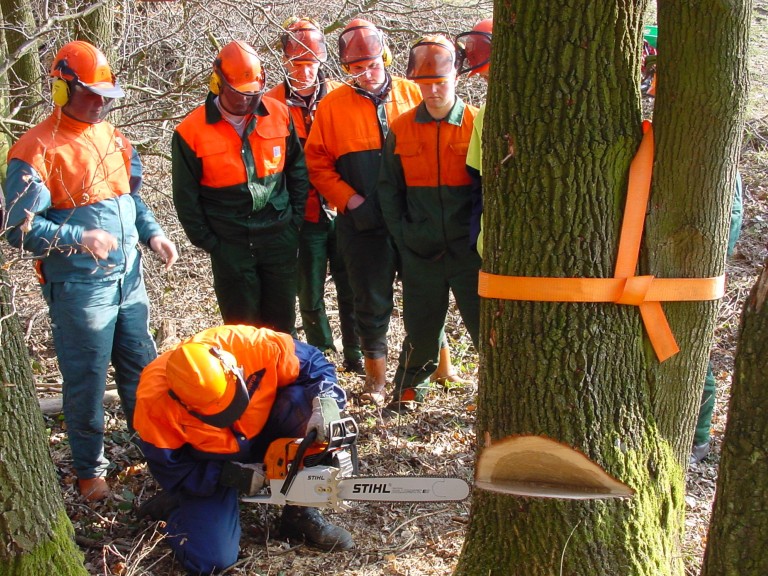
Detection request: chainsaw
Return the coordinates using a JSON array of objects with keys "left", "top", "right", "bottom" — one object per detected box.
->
[{"left": 242, "top": 417, "right": 470, "bottom": 512}]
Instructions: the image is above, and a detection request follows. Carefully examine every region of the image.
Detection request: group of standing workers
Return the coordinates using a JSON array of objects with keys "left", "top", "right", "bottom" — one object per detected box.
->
[{"left": 3, "top": 16, "right": 494, "bottom": 575}]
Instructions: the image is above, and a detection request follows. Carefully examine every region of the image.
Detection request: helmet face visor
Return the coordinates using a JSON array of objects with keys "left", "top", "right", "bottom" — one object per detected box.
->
[
  {"left": 283, "top": 28, "right": 328, "bottom": 63},
  {"left": 83, "top": 78, "right": 125, "bottom": 99},
  {"left": 406, "top": 42, "right": 455, "bottom": 83},
  {"left": 456, "top": 31, "right": 492, "bottom": 75},
  {"left": 339, "top": 26, "right": 384, "bottom": 65}
]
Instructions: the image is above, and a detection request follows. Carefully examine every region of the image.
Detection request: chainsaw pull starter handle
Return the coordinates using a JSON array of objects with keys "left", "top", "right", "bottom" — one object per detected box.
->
[{"left": 280, "top": 428, "right": 318, "bottom": 496}]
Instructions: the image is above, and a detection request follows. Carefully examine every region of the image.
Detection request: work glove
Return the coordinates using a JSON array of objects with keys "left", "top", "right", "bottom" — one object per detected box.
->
[
  {"left": 219, "top": 461, "right": 266, "bottom": 495},
  {"left": 305, "top": 396, "right": 341, "bottom": 443}
]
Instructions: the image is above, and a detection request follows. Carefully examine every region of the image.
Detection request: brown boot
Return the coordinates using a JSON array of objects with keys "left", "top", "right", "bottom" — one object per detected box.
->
[
  {"left": 359, "top": 356, "right": 387, "bottom": 406},
  {"left": 78, "top": 477, "right": 111, "bottom": 502},
  {"left": 430, "top": 346, "right": 470, "bottom": 385}
]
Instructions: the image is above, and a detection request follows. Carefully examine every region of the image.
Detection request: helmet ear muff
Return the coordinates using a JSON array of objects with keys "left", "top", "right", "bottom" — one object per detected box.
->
[
  {"left": 382, "top": 45, "right": 393, "bottom": 67},
  {"left": 209, "top": 71, "right": 222, "bottom": 95},
  {"left": 52, "top": 78, "right": 70, "bottom": 106}
]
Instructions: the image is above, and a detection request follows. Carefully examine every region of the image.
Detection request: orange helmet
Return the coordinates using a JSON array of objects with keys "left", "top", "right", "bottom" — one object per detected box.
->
[
  {"left": 338, "top": 19, "right": 386, "bottom": 66},
  {"left": 281, "top": 18, "right": 328, "bottom": 63},
  {"left": 406, "top": 35, "right": 456, "bottom": 84},
  {"left": 50, "top": 40, "right": 124, "bottom": 98},
  {"left": 456, "top": 18, "right": 493, "bottom": 77},
  {"left": 166, "top": 343, "right": 250, "bottom": 428},
  {"left": 213, "top": 40, "right": 266, "bottom": 94}
]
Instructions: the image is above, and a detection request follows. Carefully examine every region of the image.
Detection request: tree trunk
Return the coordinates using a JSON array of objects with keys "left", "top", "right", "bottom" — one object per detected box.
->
[
  {"left": 701, "top": 260, "right": 768, "bottom": 576},
  {"left": 70, "top": 1, "right": 115, "bottom": 62},
  {"left": 0, "top": 257, "right": 87, "bottom": 574},
  {"left": 0, "top": 0, "right": 43, "bottom": 135},
  {"left": 0, "top": 4, "right": 10, "bottom": 183},
  {"left": 454, "top": 0, "right": 748, "bottom": 574}
]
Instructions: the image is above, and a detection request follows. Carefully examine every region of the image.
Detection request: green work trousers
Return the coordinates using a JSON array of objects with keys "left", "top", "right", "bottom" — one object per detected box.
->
[
  {"left": 335, "top": 216, "right": 397, "bottom": 359},
  {"left": 392, "top": 242, "right": 481, "bottom": 401},
  {"left": 694, "top": 363, "right": 716, "bottom": 445},
  {"left": 210, "top": 223, "right": 299, "bottom": 334},
  {"left": 297, "top": 218, "right": 361, "bottom": 363}
]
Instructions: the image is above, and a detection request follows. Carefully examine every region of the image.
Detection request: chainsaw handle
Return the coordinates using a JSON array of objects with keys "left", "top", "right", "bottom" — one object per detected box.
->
[{"left": 280, "top": 428, "right": 318, "bottom": 496}]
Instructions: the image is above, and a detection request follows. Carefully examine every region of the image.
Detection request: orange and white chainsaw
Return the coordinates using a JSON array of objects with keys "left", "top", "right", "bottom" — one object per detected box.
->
[{"left": 242, "top": 417, "right": 470, "bottom": 512}]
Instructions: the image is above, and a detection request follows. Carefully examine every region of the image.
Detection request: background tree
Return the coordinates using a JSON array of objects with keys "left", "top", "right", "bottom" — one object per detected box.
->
[
  {"left": 701, "top": 258, "right": 768, "bottom": 576},
  {"left": 455, "top": 0, "right": 750, "bottom": 574},
  {"left": 0, "top": 256, "right": 86, "bottom": 575},
  {"left": 0, "top": 0, "right": 41, "bottom": 135}
]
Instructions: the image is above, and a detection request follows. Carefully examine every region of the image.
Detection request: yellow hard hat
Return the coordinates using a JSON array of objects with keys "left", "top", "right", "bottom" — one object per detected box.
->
[{"left": 166, "top": 342, "right": 249, "bottom": 428}]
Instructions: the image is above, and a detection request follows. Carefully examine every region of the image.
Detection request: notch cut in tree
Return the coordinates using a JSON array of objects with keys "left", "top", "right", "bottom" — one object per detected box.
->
[{"left": 475, "top": 435, "right": 634, "bottom": 500}]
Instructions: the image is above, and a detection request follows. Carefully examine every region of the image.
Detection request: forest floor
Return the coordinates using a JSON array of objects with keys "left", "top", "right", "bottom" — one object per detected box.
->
[{"left": 4, "top": 5, "right": 768, "bottom": 576}]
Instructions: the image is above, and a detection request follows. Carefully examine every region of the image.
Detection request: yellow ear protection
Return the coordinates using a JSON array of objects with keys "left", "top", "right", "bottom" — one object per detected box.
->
[
  {"left": 209, "top": 69, "right": 223, "bottom": 95},
  {"left": 52, "top": 78, "right": 70, "bottom": 106},
  {"left": 382, "top": 44, "right": 393, "bottom": 68},
  {"left": 51, "top": 58, "right": 77, "bottom": 106}
]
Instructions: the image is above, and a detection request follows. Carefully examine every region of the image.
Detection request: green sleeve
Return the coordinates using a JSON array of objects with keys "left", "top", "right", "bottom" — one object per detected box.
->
[
  {"left": 171, "top": 130, "right": 218, "bottom": 253},
  {"left": 284, "top": 117, "right": 309, "bottom": 227},
  {"left": 377, "top": 131, "right": 407, "bottom": 248},
  {"left": 727, "top": 171, "right": 743, "bottom": 256}
]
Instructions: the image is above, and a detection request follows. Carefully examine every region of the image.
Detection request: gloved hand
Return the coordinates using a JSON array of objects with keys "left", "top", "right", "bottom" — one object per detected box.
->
[
  {"left": 219, "top": 461, "right": 265, "bottom": 495},
  {"left": 305, "top": 396, "right": 341, "bottom": 443}
]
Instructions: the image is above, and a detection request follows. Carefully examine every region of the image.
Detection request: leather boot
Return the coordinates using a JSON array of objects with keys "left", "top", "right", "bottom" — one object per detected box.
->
[
  {"left": 136, "top": 490, "right": 182, "bottom": 520},
  {"left": 78, "top": 477, "right": 111, "bottom": 502},
  {"left": 430, "top": 346, "right": 470, "bottom": 385},
  {"left": 280, "top": 505, "right": 355, "bottom": 551},
  {"left": 359, "top": 356, "right": 387, "bottom": 406}
]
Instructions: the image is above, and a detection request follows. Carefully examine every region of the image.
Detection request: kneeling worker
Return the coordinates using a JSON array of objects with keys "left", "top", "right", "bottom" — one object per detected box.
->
[{"left": 134, "top": 324, "right": 353, "bottom": 574}]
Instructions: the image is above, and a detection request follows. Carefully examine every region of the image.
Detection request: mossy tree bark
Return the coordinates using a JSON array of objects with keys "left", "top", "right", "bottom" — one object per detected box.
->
[
  {"left": 454, "top": 1, "right": 749, "bottom": 575},
  {"left": 0, "top": 258, "right": 86, "bottom": 574},
  {"left": 701, "top": 260, "right": 768, "bottom": 576}
]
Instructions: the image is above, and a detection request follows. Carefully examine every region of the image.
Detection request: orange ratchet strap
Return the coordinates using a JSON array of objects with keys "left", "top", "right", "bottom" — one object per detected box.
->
[{"left": 478, "top": 121, "right": 724, "bottom": 362}]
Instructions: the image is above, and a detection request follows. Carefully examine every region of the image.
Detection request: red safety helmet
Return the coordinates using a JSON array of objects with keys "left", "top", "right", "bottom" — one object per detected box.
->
[
  {"left": 281, "top": 18, "right": 328, "bottom": 63},
  {"left": 166, "top": 343, "right": 250, "bottom": 428},
  {"left": 456, "top": 18, "right": 493, "bottom": 77},
  {"left": 338, "top": 18, "right": 387, "bottom": 66},
  {"left": 50, "top": 40, "right": 124, "bottom": 98},
  {"left": 212, "top": 40, "right": 266, "bottom": 94},
  {"left": 405, "top": 35, "right": 456, "bottom": 84}
]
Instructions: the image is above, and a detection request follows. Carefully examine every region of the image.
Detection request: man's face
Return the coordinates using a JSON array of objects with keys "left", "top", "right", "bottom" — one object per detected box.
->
[
  {"left": 348, "top": 58, "right": 386, "bottom": 94},
  {"left": 284, "top": 60, "right": 320, "bottom": 92},
  {"left": 219, "top": 82, "right": 261, "bottom": 116},
  {"left": 418, "top": 75, "right": 456, "bottom": 117},
  {"left": 63, "top": 83, "right": 113, "bottom": 124}
]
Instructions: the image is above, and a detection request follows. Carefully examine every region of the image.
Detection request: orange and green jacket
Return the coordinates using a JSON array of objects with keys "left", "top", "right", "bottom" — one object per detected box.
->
[
  {"left": 378, "top": 98, "right": 478, "bottom": 260},
  {"left": 266, "top": 72, "right": 342, "bottom": 223},
  {"left": 134, "top": 324, "right": 346, "bottom": 496},
  {"left": 303, "top": 74, "right": 422, "bottom": 229},
  {"left": 4, "top": 108, "right": 164, "bottom": 283},
  {"left": 172, "top": 94, "right": 309, "bottom": 253}
]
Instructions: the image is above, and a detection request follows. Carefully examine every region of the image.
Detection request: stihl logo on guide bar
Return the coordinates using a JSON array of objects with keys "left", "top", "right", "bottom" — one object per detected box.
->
[{"left": 352, "top": 483, "right": 391, "bottom": 494}]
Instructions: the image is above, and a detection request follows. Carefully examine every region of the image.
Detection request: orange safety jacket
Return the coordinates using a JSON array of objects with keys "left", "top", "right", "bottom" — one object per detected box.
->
[
  {"left": 172, "top": 94, "right": 308, "bottom": 252},
  {"left": 304, "top": 74, "right": 422, "bottom": 213},
  {"left": 135, "top": 326, "right": 301, "bottom": 454},
  {"left": 266, "top": 73, "right": 342, "bottom": 223},
  {"left": 134, "top": 325, "right": 346, "bottom": 496},
  {"left": 379, "top": 99, "right": 478, "bottom": 259},
  {"left": 9, "top": 109, "right": 133, "bottom": 208},
  {"left": 4, "top": 108, "right": 164, "bottom": 283}
]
